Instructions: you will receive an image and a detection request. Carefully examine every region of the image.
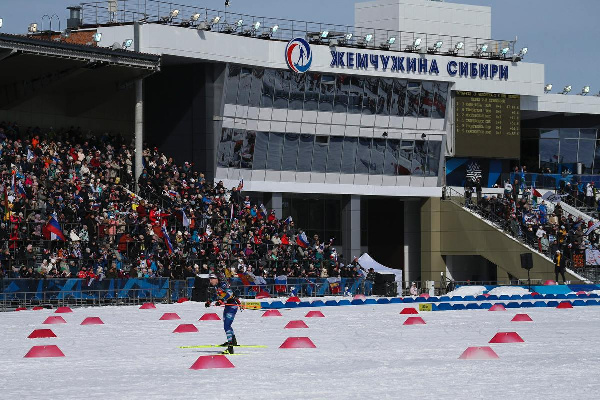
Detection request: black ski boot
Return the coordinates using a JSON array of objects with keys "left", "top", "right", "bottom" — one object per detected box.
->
[
  {"left": 220, "top": 335, "right": 237, "bottom": 347},
  {"left": 222, "top": 341, "right": 234, "bottom": 355}
]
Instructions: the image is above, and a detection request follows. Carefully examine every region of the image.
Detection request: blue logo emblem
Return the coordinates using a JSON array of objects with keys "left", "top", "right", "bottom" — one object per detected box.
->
[{"left": 285, "top": 37, "right": 312, "bottom": 74}]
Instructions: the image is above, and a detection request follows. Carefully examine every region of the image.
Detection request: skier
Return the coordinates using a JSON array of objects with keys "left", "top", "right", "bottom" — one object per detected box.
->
[{"left": 205, "top": 273, "right": 240, "bottom": 354}]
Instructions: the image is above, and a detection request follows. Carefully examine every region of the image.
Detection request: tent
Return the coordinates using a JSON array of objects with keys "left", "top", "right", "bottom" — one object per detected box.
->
[{"left": 357, "top": 253, "right": 402, "bottom": 295}]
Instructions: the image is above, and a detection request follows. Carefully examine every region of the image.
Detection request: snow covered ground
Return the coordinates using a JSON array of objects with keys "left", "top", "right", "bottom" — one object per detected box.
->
[{"left": 2, "top": 302, "right": 600, "bottom": 399}]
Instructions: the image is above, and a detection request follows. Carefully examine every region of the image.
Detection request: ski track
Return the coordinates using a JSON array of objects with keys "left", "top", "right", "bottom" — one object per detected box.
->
[{"left": 1, "top": 301, "right": 600, "bottom": 399}]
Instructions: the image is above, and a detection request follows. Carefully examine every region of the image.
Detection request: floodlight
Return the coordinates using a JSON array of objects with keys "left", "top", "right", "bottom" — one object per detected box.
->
[
  {"left": 191, "top": 13, "right": 201, "bottom": 22},
  {"left": 321, "top": 30, "right": 329, "bottom": 39},
  {"left": 28, "top": 23, "right": 38, "bottom": 33},
  {"left": 253, "top": 22, "right": 261, "bottom": 31},
  {"left": 388, "top": 37, "right": 396, "bottom": 45},
  {"left": 413, "top": 38, "right": 421, "bottom": 47},
  {"left": 544, "top": 84, "right": 553, "bottom": 93},
  {"left": 499, "top": 47, "right": 510, "bottom": 58},
  {"left": 561, "top": 85, "right": 572, "bottom": 95},
  {"left": 345, "top": 33, "right": 353, "bottom": 40},
  {"left": 272, "top": 25, "right": 279, "bottom": 34},
  {"left": 365, "top": 34, "right": 373, "bottom": 43},
  {"left": 236, "top": 19, "right": 243, "bottom": 27},
  {"left": 93, "top": 32, "right": 102, "bottom": 42},
  {"left": 428, "top": 40, "right": 443, "bottom": 54},
  {"left": 380, "top": 36, "right": 396, "bottom": 50},
  {"left": 520, "top": 47, "right": 528, "bottom": 56},
  {"left": 170, "top": 9, "right": 180, "bottom": 19},
  {"left": 0, "top": 18, "right": 3, "bottom": 29},
  {"left": 581, "top": 86, "right": 590, "bottom": 96},
  {"left": 225, "top": 0, "right": 230, "bottom": 6},
  {"left": 474, "top": 43, "right": 488, "bottom": 56},
  {"left": 122, "top": 39, "right": 133, "bottom": 49},
  {"left": 456, "top": 42, "right": 464, "bottom": 50},
  {"left": 211, "top": 16, "right": 221, "bottom": 25}
]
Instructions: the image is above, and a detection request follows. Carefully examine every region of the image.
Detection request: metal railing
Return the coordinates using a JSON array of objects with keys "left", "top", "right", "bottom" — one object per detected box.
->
[{"left": 79, "top": 0, "right": 516, "bottom": 58}]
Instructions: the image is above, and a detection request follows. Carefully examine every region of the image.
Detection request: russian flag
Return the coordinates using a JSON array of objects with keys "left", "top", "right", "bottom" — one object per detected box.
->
[
  {"left": 284, "top": 216, "right": 293, "bottom": 225},
  {"left": 42, "top": 216, "right": 66, "bottom": 241},
  {"left": 296, "top": 231, "right": 309, "bottom": 248},
  {"left": 161, "top": 226, "right": 174, "bottom": 254},
  {"left": 259, "top": 204, "right": 267, "bottom": 218}
]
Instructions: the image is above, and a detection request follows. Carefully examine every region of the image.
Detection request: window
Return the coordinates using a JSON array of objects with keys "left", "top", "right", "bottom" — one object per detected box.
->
[
  {"left": 419, "top": 81, "right": 433, "bottom": 118},
  {"left": 217, "top": 128, "right": 234, "bottom": 168},
  {"left": 334, "top": 75, "right": 349, "bottom": 113},
  {"left": 432, "top": 82, "right": 448, "bottom": 119},
  {"left": 241, "top": 130, "right": 255, "bottom": 169},
  {"left": 230, "top": 129, "right": 246, "bottom": 168},
  {"left": 289, "top": 73, "right": 306, "bottom": 110},
  {"left": 384, "top": 139, "right": 400, "bottom": 175},
  {"left": 304, "top": 73, "right": 320, "bottom": 111},
  {"left": 341, "top": 137, "right": 358, "bottom": 174},
  {"left": 377, "top": 78, "right": 393, "bottom": 115},
  {"left": 281, "top": 133, "right": 300, "bottom": 171},
  {"left": 297, "top": 134, "right": 314, "bottom": 172},
  {"left": 236, "top": 67, "right": 253, "bottom": 106},
  {"left": 362, "top": 78, "right": 378, "bottom": 115},
  {"left": 319, "top": 75, "right": 335, "bottom": 112},
  {"left": 326, "top": 136, "right": 344, "bottom": 173},
  {"left": 355, "top": 138, "right": 372, "bottom": 174},
  {"left": 249, "top": 68, "right": 263, "bottom": 107},
  {"left": 405, "top": 81, "right": 420, "bottom": 117},
  {"left": 252, "top": 131, "right": 269, "bottom": 170},
  {"left": 312, "top": 137, "right": 329, "bottom": 173},
  {"left": 225, "top": 65, "right": 241, "bottom": 104},
  {"left": 579, "top": 129, "right": 596, "bottom": 171},
  {"left": 370, "top": 139, "right": 386, "bottom": 174},
  {"left": 391, "top": 79, "right": 407, "bottom": 116},
  {"left": 427, "top": 140, "right": 442, "bottom": 176},
  {"left": 348, "top": 76, "right": 364, "bottom": 114},
  {"left": 261, "top": 69, "right": 276, "bottom": 108},
  {"left": 559, "top": 128, "right": 579, "bottom": 164},
  {"left": 266, "top": 132, "right": 285, "bottom": 170},
  {"left": 273, "top": 70, "right": 291, "bottom": 109}
]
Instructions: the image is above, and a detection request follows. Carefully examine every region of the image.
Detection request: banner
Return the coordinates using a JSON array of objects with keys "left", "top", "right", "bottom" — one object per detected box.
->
[{"left": 585, "top": 249, "right": 600, "bottom": 266}]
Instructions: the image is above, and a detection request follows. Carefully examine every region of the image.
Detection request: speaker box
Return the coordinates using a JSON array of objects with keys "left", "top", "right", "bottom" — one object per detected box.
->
[
  {"left": 374, "top": 273, "right": 395, "bottom": 284},
  {"left": 192, "top": 277, "right": 210, "bottom": 302},
  {"left": 520, "top": 253, "right": 533, "bottom": 270}
]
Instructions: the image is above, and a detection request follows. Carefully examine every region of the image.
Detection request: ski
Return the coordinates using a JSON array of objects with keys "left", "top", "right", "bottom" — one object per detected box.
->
[{"left": 179, "top": 344, "right": 267, "bottom": 349}]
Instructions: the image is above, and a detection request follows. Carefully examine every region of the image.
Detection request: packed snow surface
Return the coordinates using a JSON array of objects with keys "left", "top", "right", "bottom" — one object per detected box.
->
[
  {"left": 2, "top": 302, "right": 600, "bottom": 399},
  {"left": 445, "top": 285, "right": 487, "bottom": 297},
  {"left": 487, "top": 286, "right": 531, "bottom": 296}
]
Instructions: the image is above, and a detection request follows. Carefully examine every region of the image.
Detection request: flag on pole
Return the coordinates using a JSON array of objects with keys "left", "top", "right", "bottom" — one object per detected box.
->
[
  {"left": 259, "top": 204, "right": 267, "bottom": 219},
  {"left": 27, "top": 148, "right": 34, "bottom": 161},
  {"left": 230, "top": 203, "right": 234, "bottom": 222},
  {"left": 42, "top": 216, "right": 66, "bottom": 241},
  {"left": 284, "top": 216, "right": 293, "bottom": 225},
  {"left": 532, "top": 188, "right": 543, "bottom": 198},
  {"left": 296, "top": 231, "right": 309, "bottom": 248},
  {"left": 585, "top": 221, "right": 600, "bottom": 236},
  {"left": 281, "top": 234, "right": 290, "bottom": 245},
  {"left": 161, "top": 226, "right": 174, "bottom": 254}
]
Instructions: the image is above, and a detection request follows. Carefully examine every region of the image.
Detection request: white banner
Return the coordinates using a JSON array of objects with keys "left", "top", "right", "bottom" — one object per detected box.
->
[{"left": 586, "top": 249, "right": 600, "bottom": 266}]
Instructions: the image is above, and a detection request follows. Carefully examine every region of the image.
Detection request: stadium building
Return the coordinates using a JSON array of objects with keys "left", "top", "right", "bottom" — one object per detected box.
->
[{"left": 4, "top": 0, "right": 600, "bottom": 286}]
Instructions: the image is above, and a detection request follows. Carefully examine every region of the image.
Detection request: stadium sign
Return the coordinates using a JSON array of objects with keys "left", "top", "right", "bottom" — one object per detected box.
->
[
  {"left": 285, "top": 37, "right": 313, "bottom": 73},
  {"left": 329, "top": 50, "right": 509, "bottom": 80}
]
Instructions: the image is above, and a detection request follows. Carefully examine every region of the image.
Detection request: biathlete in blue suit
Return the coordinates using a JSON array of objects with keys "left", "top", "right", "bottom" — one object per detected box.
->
[{"left": 205, "top": 273, "right": 240, "bottom": 354}]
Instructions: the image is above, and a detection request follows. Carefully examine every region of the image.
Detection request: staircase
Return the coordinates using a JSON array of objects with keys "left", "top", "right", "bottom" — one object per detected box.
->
[{"left": 442, "top": 187, "right": 587, "bottom": 283}]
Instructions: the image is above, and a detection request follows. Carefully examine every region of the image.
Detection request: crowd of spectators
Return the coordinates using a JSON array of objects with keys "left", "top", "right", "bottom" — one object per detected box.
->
[
  {"left": 0, "top": 122, "right": 363, "bottom": 282},
  {"left": 464, "top": 174, "right": 600, "bottom": 268}
]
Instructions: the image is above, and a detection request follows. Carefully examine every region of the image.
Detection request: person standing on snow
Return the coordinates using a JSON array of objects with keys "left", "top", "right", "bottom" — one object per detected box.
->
[{"left": 205, "top": 273, "right": 241, "bottom": 354}]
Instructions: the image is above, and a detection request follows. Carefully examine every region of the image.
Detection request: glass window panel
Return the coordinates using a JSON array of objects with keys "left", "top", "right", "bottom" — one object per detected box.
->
[
  {"left": 559, "top": 129, "right": 579, "bottom": 164},
  {"left": 383, "top": 139, "right": 400, "bottom": 175},
  {"left": 217, "top": 128, "right": 234, "bottom": 168},
  {"left": 230, "top": 129, "right": 246, "bottom": 168},
  {"left": 334, "top": 75, "right": 350, "bottom": 113},
  {"left": 304, "top": 73, "right": 320, "bottom": 111},
  {"left": 581, "top": 129, "right": 596, "bottom": 140},
  {"left": 594, "top": 139, "right": 600, "bottom": 174},
  {"left": 398, "top": 140, "right": 414, "bottom": 175},
  {"left": 370, "top": 139, "right": 386, "bottom": 174},
  {"left": 355, "top": 138, "right": 372, "bottom": 174},
  {"left": 426, "top": 140, "right": 442, "bottom": 176},
  {"left": 241, "top": 130, "right": 255, "bottom": 169},
  {"left": 412, "top": 140, "right": 428, "bottom": 175},
  {"left": 312, "top": 137, "right": 329, "bottom": 173},
  {"left": 252, "top": 132, "right": 269, "bottom": 170},
  {"left": 236, "top": 67, "right": 253, "bottom": 106},
  {"left": 249, "top": 68, "right": 263, "bottom": 107},
  {"left": 297, "top": 134, "right": 314, "bottom": 172},
  {"left": 405, "top": 81, "right": 420, "bottom": 117},
  {"left": 419, "top": 81, "right": 434, "bottom": 118},
  {"left": 362, "top": 78, "right": 378, "bottom": 116},
  {"left": 273, "top": 70, "right": 291, "bottom": 109},
  {"left": 348, "top": 76, "right": 364, "bottom": 114},
  {"left": 341, "top": 137, "right": 358, "bottom": 174},
  {"left": 281, "top": 133, "right": 300, "bottom": 171},
  {"left": 578, "top": 140, "right": 595, "bottom": 169},
  {"left": 432, "top": 82, "right": 448, "bottom": 119},
  {"left": 326, "top": 136, "right": 344, "bottom": 173},
  {"left": 261, "top": 69, "right": 275, "bottom": 108},
  {"left": 319, "top": 75, "right": 335, "bottom": 112},
  {"left": 391, "top": 79, "right": 407, "bottom": 116},
  {"left": 266, "top": 132, "right": 284, "bottom": 170},
  {"left": 289, "top": 73, "right": 306, "bottom": 110},
  {"left": 540, "top": 138, "right": 559, "bottom": 165},
  {"left": 225, "top": 65, "right": 241, "bottom": 104},
  {"left": 377, "top": 78, "right": 393, "bottom": 115},
  {"left": 540, "top": 129, "right": 559, "bottom": 139}
]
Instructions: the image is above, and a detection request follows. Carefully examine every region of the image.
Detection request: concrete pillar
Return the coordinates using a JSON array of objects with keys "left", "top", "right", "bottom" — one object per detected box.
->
[
  {"left": 265, "top": 193, "right": 283, "bottom": 219},
  {"left": 403, "top": 200, "right": 421, "bottom": 289},
  {"left": 342, "top": 195, "right": 361, "bottom": 265},
  {"left": 134, "top": 21, "right": 144, "bottom": 192},
  {"left": 420, "top": 197, "right": 446, "bottom": 283}
]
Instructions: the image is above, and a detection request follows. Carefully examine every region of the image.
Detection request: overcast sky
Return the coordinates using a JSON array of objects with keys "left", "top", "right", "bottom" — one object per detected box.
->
[{"left": 1, "top": 0, "right": 598, "bottom": 94}]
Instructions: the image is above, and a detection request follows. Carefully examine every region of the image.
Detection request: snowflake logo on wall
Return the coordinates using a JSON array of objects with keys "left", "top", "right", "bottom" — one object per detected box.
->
[{"left": 466, "top": 161, "right": 482, "bottom": 182}]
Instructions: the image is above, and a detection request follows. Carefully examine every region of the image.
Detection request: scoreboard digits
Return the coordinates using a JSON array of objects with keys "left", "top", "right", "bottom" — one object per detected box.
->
[{"left": 454, "top": 91, "right": 520, "bottom": 158}]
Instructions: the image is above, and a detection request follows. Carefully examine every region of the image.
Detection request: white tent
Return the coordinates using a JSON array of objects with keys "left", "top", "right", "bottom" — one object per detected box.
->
[{"left": 357, "top": 253, "right": 402, "bottom": 294}]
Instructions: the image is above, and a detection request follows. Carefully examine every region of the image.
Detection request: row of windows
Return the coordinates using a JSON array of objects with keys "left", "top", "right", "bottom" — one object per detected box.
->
[
  {"left": 224, "top": 65, "right": 449, "bottom": 119},
  {"left": 217, "top": 129, "right": 442, "bottom": 177},
  {"left": 528, "top": 129, "right": 600, "bottom": 172}
]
